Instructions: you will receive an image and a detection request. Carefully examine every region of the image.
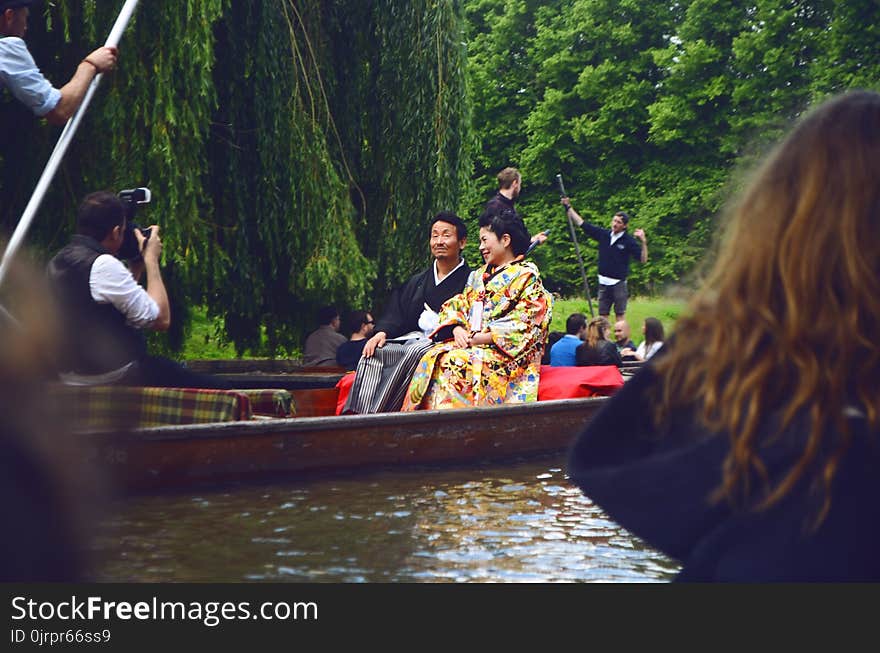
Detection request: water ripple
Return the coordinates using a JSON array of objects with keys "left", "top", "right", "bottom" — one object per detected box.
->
[{"left": 92, "top": 457, "right": 680, "bottom": 583}]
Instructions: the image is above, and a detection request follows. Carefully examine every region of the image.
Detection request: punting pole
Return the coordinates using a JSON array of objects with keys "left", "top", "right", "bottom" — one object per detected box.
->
[
  {"left": 0, "top": 0, "right": 142, "bottom": 290},
  {"left": 556, "top": 173, "right": 594, "bottom": 317}
]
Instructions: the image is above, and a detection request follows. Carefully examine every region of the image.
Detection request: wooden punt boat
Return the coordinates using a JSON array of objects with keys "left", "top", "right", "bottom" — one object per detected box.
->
[
  {"left": 184, "top": 360, "right": 348, "bottom": 389},
  {"left": 181, "top": 358, "right": 644, "bottom": 389},
  {"left": 86, "top": 386, "right": 609, "bottom": 494}
]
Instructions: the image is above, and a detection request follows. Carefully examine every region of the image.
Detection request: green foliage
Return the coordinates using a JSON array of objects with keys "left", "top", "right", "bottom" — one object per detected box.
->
[
  {"left": 323, "top": 0, "right": 473, "bottom": 296},
  {"left": 463, "top": 0, "right": 880, "bottom": 300},
  {"left": 1, "top": 0, "right": 472, "bottom": 356},
  {"left": 4, "top": 0, "right": 878, "bottom": 359}
]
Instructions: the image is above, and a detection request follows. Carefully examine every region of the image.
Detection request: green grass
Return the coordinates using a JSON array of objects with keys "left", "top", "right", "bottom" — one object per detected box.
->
[
  {"left": 181, "top": 295, "right": 689, "bottom": 360},
  {"left": 181, "top": 306, "right": 238, "bottom": 360},
  {"left": 548, "top": 295, "right": 687, "bottom": 341}
]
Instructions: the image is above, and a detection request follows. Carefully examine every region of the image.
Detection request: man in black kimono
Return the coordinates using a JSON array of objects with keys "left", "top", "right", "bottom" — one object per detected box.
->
[{"left": 343, "top": 212, "right": 470, "bottom": 413}]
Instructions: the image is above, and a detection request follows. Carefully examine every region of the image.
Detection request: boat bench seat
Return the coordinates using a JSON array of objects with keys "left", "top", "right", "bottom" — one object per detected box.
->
[
  {"left": 333, "top": 365, "right": 625, "bottom": 414},
  {"left": 50, "top": 384, "right": 295, "bottom": 430}
]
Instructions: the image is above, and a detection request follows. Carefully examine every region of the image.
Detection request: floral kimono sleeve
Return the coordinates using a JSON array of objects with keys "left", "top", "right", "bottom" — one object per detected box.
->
[
  {"left": 487, "top": 269, "right": 551, "bottom": 360},
  {"left": 431, "top": 270, "right": 479, "bottom": 335}
]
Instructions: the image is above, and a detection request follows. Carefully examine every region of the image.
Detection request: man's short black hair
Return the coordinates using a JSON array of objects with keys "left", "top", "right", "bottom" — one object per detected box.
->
[
  {"left": 317, "top": 305, "right": 339, "bottom": 326},
  {"left": 430, "top": 211, "right": 467, "bottom": 241},
  {"left": 614, "top": 211, "right": 630, "bottom": 226},
  {"left": 76, "top": 191, "right": 126, "bottom": 242},
  {"left": 343, "top": 309, "right": 370, "bottom": 336},
  {"left": 565, "top": 313, "right": 587, "bottom": 335}
]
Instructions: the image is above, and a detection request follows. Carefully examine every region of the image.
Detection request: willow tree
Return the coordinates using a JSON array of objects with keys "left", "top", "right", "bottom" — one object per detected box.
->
[
  {"left": 205, "top": 0, "right": 472, "bottom": 353},
  {"left": 0, "top": 0, "right": 472, "bottom": 355},
  {"left": 0, "top": 0, "right": 226, "bottom": 351},
  {"left": 316, "top": 0, "right": 473, "bottom": 297}
]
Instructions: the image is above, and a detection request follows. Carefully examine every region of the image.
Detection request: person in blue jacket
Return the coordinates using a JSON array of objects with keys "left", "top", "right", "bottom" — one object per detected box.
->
[
  {"left": 560, "top": 202, "right": 647, "bottom": 323},
  {"left": 567, "top": 90, "right": 880, "bottom": 581}
]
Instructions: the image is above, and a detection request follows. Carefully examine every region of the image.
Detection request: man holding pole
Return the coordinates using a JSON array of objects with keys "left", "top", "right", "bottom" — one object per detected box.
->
[
  {"left": 561, "top": 198, "right": 647, "bottom": 323},
  {"left": 0, "top": 0, "right": 117, "bottom": 125}
]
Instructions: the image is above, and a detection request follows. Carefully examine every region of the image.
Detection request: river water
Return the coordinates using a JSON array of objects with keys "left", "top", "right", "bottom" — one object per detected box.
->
[{"left": 91, "top": 455, "right": 679, "bottom": 583}]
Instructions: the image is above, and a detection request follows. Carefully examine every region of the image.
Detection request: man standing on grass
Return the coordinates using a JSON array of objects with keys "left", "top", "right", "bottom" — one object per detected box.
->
[{"left": 560, "top": 198, "right": 647, "bottom": 323}]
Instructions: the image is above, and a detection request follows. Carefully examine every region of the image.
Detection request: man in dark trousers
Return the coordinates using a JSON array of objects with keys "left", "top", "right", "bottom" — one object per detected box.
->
[
  {"left": 0, "top": 0, "right": 117, "bottom": 124},
  {"left": 344, "top": 211, "right": 470, "bottom": 413},
  {"left": 561, "top": 198, "right": 648, "bottom": 322}
]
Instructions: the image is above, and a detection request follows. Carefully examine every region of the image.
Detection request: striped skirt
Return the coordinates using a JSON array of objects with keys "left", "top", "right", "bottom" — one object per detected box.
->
[{"left": 341, "top": 338, "right": 435, "bottom": 414}]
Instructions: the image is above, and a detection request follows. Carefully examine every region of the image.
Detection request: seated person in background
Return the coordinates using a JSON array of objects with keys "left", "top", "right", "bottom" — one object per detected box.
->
[
  {"left": 568, "top": 90, "right": 880, "bottom": 581},
  {"left": 335, "top": 310, "right": 374, "bottom": 371},
  {"left": 575, "top": 316, "right": 622, "bottom": 367},
  {"left": 614, "top": 319, "right": 638, "bottom": 361},
  {"left": 402, "top": 209, "right": 552, "bottom": 410},
  {"left": 541, "top": 331, "right": 564, "bottom": 365},
  {"left": 302, "top": 305, "right": 347, "bottom": 367},
  {"left": 550, "top": 313, "right": 587, "bottom": 366},
  {"left": 343, "top": 212, "right": 471, "bottom": 414},
  {"left": 621, "top": 317, "right": 664, "bottom": 361},
  {"left": 47, "top": 191, "right": 230, "bottom": 388}
]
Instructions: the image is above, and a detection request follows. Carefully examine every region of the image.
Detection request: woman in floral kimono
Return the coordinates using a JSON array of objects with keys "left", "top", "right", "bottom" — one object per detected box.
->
[{"left": 402, "top": 210, "right": 552, "bottom": 410}]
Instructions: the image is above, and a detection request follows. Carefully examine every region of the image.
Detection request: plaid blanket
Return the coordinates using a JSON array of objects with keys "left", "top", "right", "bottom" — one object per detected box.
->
[
  {"left": 51, "top": 385, "right": 294, "bottom": 430},
  {"left": 232, "top": 388, "right": 295, "bottom": 417}
]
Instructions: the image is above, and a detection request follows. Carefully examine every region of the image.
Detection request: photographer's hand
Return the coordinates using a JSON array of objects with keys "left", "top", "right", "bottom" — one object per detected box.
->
[
  {"left": 139, "top": 226, "right": 171, "bottom": 331},
  {"left": 141, "top": 225, "right": 163, "bottom": 263}
]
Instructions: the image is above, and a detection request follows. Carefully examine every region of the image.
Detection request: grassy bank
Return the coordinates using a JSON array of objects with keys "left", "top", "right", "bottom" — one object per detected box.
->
[
  {"left": 181, "top": 306, "right": 238, "bottom": 360},
  {"left": 548, "top": 296, "right": 687, "bottom": 340},
  {"left": 181, "top": 295, "right": 689, "bottom": 360}
]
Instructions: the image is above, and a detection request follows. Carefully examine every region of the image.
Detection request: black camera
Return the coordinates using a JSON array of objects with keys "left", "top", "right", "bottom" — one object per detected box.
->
[{"left": 117, "top": 187, "right": 152, "bottom": 260}]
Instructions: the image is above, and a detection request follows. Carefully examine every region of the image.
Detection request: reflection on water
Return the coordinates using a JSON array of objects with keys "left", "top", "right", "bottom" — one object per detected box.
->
[{"left": 92, "top": 456, "right": 679, "bottom": 582}]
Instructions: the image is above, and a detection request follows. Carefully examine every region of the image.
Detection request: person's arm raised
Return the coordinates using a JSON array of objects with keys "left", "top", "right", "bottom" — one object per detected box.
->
[
  {"left": 43, "top": 46, "right": 117, "bottom": 126},
  {"left": 561, "top": 197, "right": 584, "bottom": 227},
  {"left": 634, "top": 228, "right": 648, "bottom": 263}
]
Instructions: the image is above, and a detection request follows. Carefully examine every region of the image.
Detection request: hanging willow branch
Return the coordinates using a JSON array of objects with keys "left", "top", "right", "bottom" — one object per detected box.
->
[{"left": 1, "top": 0, "right": 473, "bottom": 355}]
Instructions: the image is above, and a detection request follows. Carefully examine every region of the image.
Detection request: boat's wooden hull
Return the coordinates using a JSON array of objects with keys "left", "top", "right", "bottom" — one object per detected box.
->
[{"left": 86, "top": 396, "right": 607, "bottom": 493}]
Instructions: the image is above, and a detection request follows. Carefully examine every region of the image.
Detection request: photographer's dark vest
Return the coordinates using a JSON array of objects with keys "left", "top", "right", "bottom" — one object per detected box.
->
[{"left": 47, "top": 235, "right": 147, "bottom": 375}]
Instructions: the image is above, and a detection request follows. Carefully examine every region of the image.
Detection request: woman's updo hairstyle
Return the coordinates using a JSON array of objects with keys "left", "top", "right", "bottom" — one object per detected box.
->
[{"left": 478, "top": 208, "right": 531, "bottom": 257}]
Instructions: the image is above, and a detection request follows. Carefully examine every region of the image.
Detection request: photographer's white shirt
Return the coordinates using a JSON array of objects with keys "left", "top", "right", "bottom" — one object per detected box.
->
[{"left": 90, "top": 254, "right": 159, "bottom": 328}]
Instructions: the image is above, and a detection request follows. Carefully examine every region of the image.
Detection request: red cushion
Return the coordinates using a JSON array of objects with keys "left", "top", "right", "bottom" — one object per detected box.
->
[
  {"left": 335, "top": 371, "right": 356, "bottom": 415},
  {"left": 336, "top": 366, "right": 622, "bottom": 414},
  {"left": 536, "top": 365, "right": 623, "bottom": 400}
]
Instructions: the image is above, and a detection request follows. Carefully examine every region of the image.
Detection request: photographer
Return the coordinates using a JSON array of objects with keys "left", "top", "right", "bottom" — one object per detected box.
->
[{"left": 47, "top": 190, "right": 228, "bottom": 388}]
